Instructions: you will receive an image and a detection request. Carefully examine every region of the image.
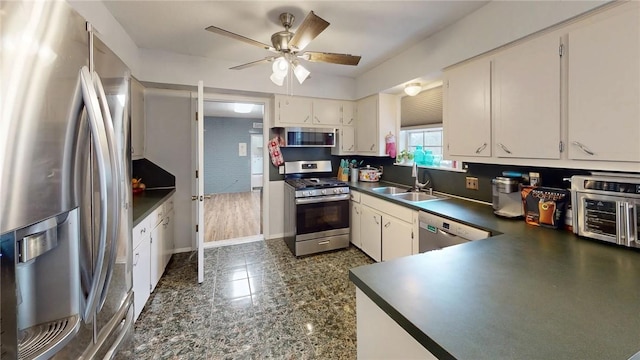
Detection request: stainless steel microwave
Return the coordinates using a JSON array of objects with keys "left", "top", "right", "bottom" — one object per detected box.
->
[
  {"left": 571, "top": 174, "right": 640, "bottom": 249},
  {"left": 283, "top": 127, "right": 336, "bottom": 147}
]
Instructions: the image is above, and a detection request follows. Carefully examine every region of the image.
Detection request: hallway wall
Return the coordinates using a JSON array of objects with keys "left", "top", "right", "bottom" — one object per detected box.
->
[{"left": 204, "top": 116, "right": 262, "bottom": 194}]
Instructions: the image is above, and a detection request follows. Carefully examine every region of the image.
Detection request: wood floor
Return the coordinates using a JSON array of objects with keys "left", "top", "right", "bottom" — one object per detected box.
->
[{"left": 204, "top": 191, "right": 262, "bottom": 242}]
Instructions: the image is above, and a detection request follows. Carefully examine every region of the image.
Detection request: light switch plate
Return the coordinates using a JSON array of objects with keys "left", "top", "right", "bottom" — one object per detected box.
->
[
  {"left": 278, "top": 166, "right": 284, "bottom": 174},
  {"left": 238, "top": 142, "right": 247, "bottom": 157}
]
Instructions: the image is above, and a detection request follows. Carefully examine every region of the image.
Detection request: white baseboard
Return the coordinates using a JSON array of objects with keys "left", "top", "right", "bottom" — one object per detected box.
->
[
  {"left": 172, "top": 247, "right": 193, "bottom": 254},
  {"left": 265, "top": 233, "right": 284, "bottom": 240},
  {"left": 203, "top": 235, "right": 264, "bottom": 248}
]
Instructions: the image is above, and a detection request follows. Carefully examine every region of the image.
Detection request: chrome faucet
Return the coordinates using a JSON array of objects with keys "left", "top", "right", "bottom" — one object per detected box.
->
[{"left": 411, "top": 162, "right": 431, "bottom": 193}]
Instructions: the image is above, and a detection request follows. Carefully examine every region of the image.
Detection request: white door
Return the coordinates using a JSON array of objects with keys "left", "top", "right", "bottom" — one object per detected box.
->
[{"left": 193, "top": 81, "right": 204, "bottom": 283}]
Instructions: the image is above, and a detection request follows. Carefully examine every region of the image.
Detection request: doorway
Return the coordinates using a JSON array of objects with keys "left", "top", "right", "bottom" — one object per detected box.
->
[{"left": 201, "top": 100, "right": 264, "bottom": 244}]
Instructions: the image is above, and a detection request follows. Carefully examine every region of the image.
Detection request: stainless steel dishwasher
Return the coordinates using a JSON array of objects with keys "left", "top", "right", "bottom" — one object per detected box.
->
[{"left": 419, "top": 212, "right": 491, "bottom": 252}]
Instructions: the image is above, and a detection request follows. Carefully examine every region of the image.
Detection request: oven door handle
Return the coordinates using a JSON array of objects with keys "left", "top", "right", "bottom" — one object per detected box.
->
[
  {"left": 626, "top": 203, "right": 637, "bottom": 246},
  {"left": 295, "top": 194, "right": 350, "bottom": 205}
]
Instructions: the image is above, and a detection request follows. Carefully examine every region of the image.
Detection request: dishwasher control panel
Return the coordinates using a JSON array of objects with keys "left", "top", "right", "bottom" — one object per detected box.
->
[{"left": 419, "top": 212, "right": 491, "bottom": 241}]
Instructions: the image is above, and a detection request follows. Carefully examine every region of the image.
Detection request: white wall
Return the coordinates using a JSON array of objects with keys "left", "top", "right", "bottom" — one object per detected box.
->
[
  {"left": 144, "top": 90, "right": 193, "bottom": 251},
  {"left": 355, "top": 0, "right": 609, "bottom": 98}
]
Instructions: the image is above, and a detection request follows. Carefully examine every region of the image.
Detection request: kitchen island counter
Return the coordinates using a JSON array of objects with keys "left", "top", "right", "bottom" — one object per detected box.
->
[
  {"left": 349, "top": 182, "right": 640, "bottom": 359},
  {"left": 132, "top": 188, "right": 175, "bottom": 226}
]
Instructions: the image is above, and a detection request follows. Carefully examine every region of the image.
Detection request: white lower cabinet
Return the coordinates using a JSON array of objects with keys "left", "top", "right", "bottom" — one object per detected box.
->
[
  {"left": 132, "top": 236, "right": 151, "bottom": 322},
  {"left": 132, "top": 194, "right": 175, "bottom": 321},
  {"left": 381, "top": 215, "right": 413, "bottom": 261},
  {"left": 356, "top": 193, "right": 417, "bottom": 262},
  {"left": 350, "top": 191, "right": 362, "bottom": 249},
  {"left": 360, "top": 206, "right": 382, "bottom": 262}
]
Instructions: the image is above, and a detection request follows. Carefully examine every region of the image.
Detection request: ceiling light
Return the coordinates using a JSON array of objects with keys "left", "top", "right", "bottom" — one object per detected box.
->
[
  {"left": 272, "top": 57, "right": 289, "bottom": 76},
  {"left": 293, "top": 62, "right": 310, "bottom": 84},
  {"left": 234, "top": 103, "right": 254, "bottom": 113},
  {"left": 270, "top": 72, "right": 285, "bottom": 86},
  {"left": 404, "top": 83, "right": 422, "bottom": 96}
]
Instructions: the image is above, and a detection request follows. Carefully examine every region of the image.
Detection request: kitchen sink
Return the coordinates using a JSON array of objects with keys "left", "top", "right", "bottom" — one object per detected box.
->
[
  {"left": 371, "top": 186, "right": 408, "bottom": 195},
  {"left": 390, "top": 192, "right": 444, "bottom": 202}
]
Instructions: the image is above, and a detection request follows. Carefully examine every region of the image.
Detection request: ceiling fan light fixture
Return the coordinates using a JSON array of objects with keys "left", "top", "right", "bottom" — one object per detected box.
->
[
  {"left": 272, "top": 57, "right": 289, "bottom": 76},
  {"left": 270, "top": 72, "right": 286, "bottom": 86},
  {"left": 293, "top": 63, "right": 310, "bottom": 84},
  {"left": 404, "top": 83, "right": 422, "bottom": 96}
]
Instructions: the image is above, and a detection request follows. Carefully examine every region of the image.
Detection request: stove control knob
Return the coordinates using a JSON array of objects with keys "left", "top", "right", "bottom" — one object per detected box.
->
[
  {"left": 321, "top": 189, "right": 327, "bottom": 195},
  {"left": 334, "top": 188, "right": 341, "bottom": 194},
  {"left": 304, "top": 191, "right": 311, "bottom": 197}
]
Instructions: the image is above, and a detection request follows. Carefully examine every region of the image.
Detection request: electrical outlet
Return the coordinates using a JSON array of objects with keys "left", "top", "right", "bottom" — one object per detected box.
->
[
  {"left": 279, "top": 166, "right": 284, "bottom": 174},
  {"left": 466, "top": 177, "right": 479, "bottom": 190}
]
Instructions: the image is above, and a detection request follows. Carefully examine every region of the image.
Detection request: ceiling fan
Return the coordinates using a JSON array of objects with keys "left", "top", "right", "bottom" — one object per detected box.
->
[{"left": 205, "top": 11, "right": 361, "bottom": 85}]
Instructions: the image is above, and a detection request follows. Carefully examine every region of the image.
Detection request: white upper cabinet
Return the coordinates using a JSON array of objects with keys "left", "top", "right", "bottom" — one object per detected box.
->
[
  {"left": 130, "top": 77, "right": 145, "bottom": 160},
  {"left": 312, "top": 98, "right": 342, "bottom": 126},
  {"left": 492, "top": 32, "right": 561, "bottom": 159},
  {"left": 274, "top": 95, "right": 313, "bottom": 126},
  {"left": 332, "top": 126, "right": 356, "bottom": 155},
  {"left": 342, "top": 101, "right": 356, "bottom": 126},
  {"left": 567, "top": 5, "right": 640, "bottom": 162},
  {"left": 273, "top": 95, "right": 353, "bottom": 127},
  {"left": 443, "top": 58, "right": 491, "bottom": 157},
  {"left": 356, "top": 94, "right": 398, "bottom": 156}
]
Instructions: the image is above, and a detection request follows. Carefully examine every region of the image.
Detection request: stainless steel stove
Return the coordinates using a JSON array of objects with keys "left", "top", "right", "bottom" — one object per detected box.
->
[{"left": 283, "top": 161, "right": 350, "bottom": 256}]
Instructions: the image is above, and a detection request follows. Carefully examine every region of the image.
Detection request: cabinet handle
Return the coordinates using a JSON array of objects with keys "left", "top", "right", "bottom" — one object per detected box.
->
[
  {"left": 384, "top": 222, "right": 391, "bottom": 228},
  {"left": 498, "top": 143, "right": 512, "bottom": 154},
  {"left": 348, "top": 145, "right": 354, "bottom": 151},
  {"left": 304, "top": 115, "right": 310, "bottom": 123},
  {"left": 572, "top": 141, "right": 595, "bottom": 156},
  {"left": 314, "top": 116, "right": 320, "bottom": 123},
  {"left": 133, "top": 253, "right": 139, "bottom": 266},
  {"left": 318, "top": 240, "right": 330, "bottom": 245},
  {"left": 140, "top": 228, "right": 146, "bottom": 235},
  {"left": 475, "top": 143, "right": 487, "bottom": 154},
  {"left": 347, "top": 118, "right": 353, "bottom": 125},
  {"left": 374, "top": 216, "right": 379, "bottom": 225},
  {"left": 355, "top": 208, "right": 360, "bottom": 215},
  {"left": 370, "top": 144, "right": 375, "bottom": 151}
]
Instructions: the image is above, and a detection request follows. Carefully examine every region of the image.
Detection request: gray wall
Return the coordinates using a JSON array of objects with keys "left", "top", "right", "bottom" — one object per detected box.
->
[{"left": 204, "top": 116, "right": 261, "bottom": 194}]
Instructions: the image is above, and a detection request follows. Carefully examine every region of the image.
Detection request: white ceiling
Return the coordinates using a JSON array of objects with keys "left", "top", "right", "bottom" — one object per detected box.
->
[
  {"left": 203, "top": 101, "right": 264, "bottom": 119},
  {"left": 103, "top": 1, "right": 489, "bottom": 79}
]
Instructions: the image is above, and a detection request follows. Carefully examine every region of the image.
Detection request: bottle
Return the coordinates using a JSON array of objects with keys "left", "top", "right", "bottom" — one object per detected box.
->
[
  {"left": 413, "top": 146, "right": 425, "bottom": 166},
  {"left": 423, "top": 149, "right": 433, "bottom": 166}
]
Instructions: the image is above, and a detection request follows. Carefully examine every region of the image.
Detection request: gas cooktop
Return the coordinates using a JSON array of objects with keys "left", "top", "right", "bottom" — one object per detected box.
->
[{"left": 285, "top": 177, "right": 348, "bottom": 190}]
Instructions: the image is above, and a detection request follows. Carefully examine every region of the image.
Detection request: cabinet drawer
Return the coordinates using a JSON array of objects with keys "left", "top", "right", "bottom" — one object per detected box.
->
[
  {"left": 152, "top": 206, "right": 164, "bottom": 227},
  {"left": 361, "top": 193, "right": 413, "bottom": 222},
  {"left": 350, "top": 191, "right": 361, "bottom": 203},
  {"left": 133, "top": 216, "right": 151, "bottom": 249}
]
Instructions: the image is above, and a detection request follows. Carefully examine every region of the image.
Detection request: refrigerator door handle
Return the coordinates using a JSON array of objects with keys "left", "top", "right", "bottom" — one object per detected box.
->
[
  {"left": 92, "top": 71, "right": 122, "bottom": 311},
  {"left": 78, "top": 66, "right": 112, "bottom": 323}
]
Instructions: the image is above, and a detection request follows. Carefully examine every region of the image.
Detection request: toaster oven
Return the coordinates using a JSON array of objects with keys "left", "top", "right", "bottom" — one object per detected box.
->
[{"left": 571, "top": 174, "right": 640, "bottom": 248}]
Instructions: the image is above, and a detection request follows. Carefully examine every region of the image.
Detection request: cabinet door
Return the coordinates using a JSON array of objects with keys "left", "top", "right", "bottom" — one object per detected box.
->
[
  {"left": 342, "top": 101, "right": 356, "bottom": 126},
  {"left": 350, "top": 202, "right": 362, "bottom": 249},
  {"left": 275, "top": 95, "right": 313, "bottom": 125},
  {"left": 381, "top": 216, "right": 413, "bottom": 261},
  {"left": 312, "top": 99, "right": 342, "bottom": 125},
  {"left": 360, "top": 206, "right": 382, "bottom": 262},
  {"left": 332, "top": 127, "right": 356, "bottom": 156},
  {"left": 567, "top": 6, "right": 640, "bottom": 162},
  {"left": 150, "top": 225, "right": 162, "bottom": 292},
  {"left": 444, "top": 59, "right": 491, "bottom": 157},
  {"left": 493, "top": 33, "right": 561, "bottom": 159},
  {"left": 356, "top": 96, "right": 379, "bottom": 154},
  {"left": 130, "top": 77, "right": 145, "bottom": 159},
  {"left": 162, "top": 210, "right": 174, "bottom": 269},
  {"left": 132, "top": 237, "right": 151, "bottom": 322}
]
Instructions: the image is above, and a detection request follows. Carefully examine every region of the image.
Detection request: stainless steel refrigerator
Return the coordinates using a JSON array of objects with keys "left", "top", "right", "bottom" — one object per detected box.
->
[{"left": 1, "top": 1, "right": 134, "bottom": 358}]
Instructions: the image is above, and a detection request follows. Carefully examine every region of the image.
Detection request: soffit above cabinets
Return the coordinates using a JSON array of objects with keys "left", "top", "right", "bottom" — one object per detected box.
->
[{"left": 401, "top": 86, "right": 443, "bottom": 127}]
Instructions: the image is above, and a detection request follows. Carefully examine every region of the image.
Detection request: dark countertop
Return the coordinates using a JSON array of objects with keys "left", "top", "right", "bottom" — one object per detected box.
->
[
  {"left": 348, "top": 181, "right": 640, "bottom": 360},
  {"left": 132, "top": 188, "right": 175, "bottom": 226}
]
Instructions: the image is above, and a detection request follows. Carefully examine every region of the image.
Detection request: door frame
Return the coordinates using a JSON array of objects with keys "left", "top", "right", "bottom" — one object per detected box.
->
[{"left": 191, "top": 91, "right": 271, "bottom": 253}]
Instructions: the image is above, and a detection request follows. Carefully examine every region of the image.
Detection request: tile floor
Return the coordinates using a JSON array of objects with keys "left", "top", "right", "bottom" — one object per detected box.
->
[{"left": 130, "top": 239, "right": 374, "bottom": 359}]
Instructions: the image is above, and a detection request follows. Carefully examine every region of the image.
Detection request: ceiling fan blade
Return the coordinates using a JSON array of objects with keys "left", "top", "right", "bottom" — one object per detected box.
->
[
  {"left": 301, "top": 52, "right": 361, "bottom": 66},
  {"left": 205, "top": 25, "right": 275, "bottom": 51},
  {"left": 230, "top": 56, "right": 275, "bottom": 70},
  {"left": 288, "top": 11, "right": 329, "bottom": 51}
]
